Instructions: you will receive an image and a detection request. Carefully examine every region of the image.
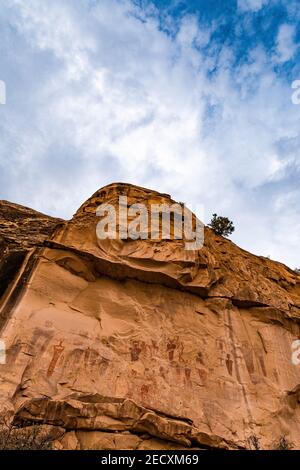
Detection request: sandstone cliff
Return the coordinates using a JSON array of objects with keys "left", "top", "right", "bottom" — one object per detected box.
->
[{"left": 0, "top": 183, "right": 299, "bottom": 450}]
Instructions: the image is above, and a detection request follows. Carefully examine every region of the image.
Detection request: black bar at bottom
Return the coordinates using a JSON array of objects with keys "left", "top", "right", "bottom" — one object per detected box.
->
[{"left": 0, "top": 449, "right": 300, "bottom": 467}]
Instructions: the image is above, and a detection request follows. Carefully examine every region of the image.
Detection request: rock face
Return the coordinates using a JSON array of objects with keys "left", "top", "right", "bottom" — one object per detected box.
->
[{"left": 0, "top": 183, "right": 300, "bottom": 450}]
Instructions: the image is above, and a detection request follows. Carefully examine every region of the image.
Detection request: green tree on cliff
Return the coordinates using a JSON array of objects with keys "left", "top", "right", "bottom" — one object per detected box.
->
[{"left": 208, "top": 213, "right": 235, "bottom": 238}]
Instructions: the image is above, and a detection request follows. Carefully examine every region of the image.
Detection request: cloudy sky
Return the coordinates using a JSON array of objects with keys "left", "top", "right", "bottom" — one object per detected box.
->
[{"left": 0, "top": 0, "right": 299, "bottom": 268}]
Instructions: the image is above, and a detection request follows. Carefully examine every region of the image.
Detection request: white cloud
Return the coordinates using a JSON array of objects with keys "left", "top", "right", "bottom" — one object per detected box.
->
[
  {"left": 237, "top": 0, "right": 269, "bottom": 12},
  {"left": 0, "top": 0, "right": 299, "bottom": 268},
  {"left": 275, "top": 24, "right": 297, "bottom": 63}
]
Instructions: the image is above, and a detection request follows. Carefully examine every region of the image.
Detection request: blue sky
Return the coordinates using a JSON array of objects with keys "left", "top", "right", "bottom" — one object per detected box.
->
[{"left": 0, "top": 0, "right": 299, "bottom": 268}]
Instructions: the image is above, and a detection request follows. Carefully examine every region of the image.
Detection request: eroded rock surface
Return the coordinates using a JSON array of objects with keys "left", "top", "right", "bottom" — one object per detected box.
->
[{"left": 0, "top": 183, "right": 300, "bottom": 450}]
